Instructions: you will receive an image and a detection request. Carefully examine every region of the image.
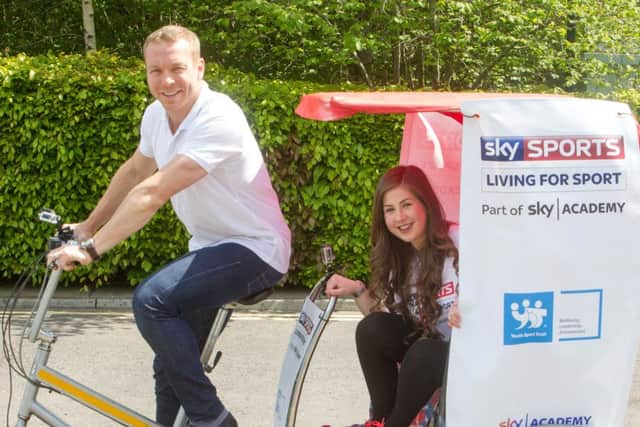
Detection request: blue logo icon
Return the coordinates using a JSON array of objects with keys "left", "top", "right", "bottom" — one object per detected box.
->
[{"left": 504, "top": 292, "right": 553, "bottom": 345}]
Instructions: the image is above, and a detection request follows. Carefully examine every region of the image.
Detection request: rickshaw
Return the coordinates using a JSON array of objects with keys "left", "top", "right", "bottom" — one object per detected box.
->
[
  {"left": 7, "top": 92, "right": 638, "bottom": 427},
  {"left": 275, "top": 91, "right": 640, "bottom": 427}
]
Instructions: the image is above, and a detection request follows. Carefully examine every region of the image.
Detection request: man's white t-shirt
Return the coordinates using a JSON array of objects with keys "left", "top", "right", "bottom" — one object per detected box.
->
[{"left": 138, "top": 83, "right": 291, "bottom": 273}]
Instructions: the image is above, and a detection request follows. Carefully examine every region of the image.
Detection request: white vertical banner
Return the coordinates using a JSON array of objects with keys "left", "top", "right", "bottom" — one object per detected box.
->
[
  {"left": 446, "top": 98, "right": 640, "bottom": 427},
  {"left": 274, "top": 297, "right": 325, "bottom": 427}
]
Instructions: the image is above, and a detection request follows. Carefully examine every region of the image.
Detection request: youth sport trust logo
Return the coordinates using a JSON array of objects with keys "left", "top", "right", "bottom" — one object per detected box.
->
[
  {"left": 480, "top": 136, "right": 625, "bottom": 161},
  {"left": 504, "top": 292, "right": 553, "bottom": 345}
]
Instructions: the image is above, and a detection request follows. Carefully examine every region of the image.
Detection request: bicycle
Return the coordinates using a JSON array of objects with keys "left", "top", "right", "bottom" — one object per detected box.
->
[
  {"left": 3, "top": 209, "right": 445, "bottom": 426},
  {"left": 2, "top": 208, "right": 273, "bottom": 427}
]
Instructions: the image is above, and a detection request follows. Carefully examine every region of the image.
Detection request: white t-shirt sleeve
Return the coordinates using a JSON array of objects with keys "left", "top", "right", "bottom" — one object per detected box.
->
[
  {"left": 138, "top": 104, "right": 157, "bottom": 159},
  {"left": 177, "top": 112, "right": 244, "bottom": 173}
]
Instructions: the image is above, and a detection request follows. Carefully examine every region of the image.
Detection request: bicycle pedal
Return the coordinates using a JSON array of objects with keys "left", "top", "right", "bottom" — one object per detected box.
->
[
  {"left": 213, "top": 350, "right": 222, "bottom": 368},
  {"left": 205, "top": 350, "right": 223, "bottom": 373}
]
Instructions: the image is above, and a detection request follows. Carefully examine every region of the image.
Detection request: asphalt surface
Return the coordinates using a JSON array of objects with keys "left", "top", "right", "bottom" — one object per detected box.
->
[{"left": 0, "top": 286, "right": 638, "bottom": 427}]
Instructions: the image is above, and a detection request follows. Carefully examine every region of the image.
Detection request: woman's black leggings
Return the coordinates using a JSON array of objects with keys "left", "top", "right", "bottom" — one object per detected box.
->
[{"left": 356, "top": 311, "right": 449, "bottom": 427}]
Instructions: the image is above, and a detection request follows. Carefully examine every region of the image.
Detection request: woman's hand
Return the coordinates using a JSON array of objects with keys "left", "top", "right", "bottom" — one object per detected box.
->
[
  {"left": 325, "top": 274, "right": 365, "bottom": 298},
  {"left": 448, "top": 299, "right": 462, "bottom": 328}
]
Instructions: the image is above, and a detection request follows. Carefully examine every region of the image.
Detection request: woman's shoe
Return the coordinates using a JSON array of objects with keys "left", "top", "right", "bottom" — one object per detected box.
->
[{"left": 322, "top": 419, "right": 384, "bottom": 427}]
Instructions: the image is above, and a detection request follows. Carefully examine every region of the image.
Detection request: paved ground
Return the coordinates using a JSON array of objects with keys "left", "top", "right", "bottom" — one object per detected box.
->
[
  {"left": 0, "top": 309, "right": 369, "bottom": 427},
  {"left": 0, "top": 286, "right": 638, "bottom": 426}
]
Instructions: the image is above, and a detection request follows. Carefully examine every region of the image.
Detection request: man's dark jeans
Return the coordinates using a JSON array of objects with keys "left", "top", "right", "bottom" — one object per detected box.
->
[{"left": 132, "top": 243, "right": 283, "bottom": 426}]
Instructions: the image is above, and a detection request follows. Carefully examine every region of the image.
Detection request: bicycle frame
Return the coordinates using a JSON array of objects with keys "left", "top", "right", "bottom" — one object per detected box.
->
[{"left": 15, "top": 267, "right": 161, "bottom": 427}]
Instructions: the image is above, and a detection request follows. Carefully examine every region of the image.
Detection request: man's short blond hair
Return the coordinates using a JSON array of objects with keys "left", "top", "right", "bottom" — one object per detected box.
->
[{"left": 143, "top": 25, "right": 201, "bottom": 60}]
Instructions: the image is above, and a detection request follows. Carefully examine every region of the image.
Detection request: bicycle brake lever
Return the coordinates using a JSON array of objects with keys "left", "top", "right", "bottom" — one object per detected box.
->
[{"left": 47, "top": 258, "right": 81, "bottom": 270}]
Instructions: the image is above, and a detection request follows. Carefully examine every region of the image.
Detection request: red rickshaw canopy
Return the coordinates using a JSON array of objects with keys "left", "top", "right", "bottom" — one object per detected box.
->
[{"left": 295, "top": 91, "right": 563, "bottom": 122}]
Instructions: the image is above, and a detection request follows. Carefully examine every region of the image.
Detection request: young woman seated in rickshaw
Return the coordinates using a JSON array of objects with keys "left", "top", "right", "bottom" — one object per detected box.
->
[{"left": 325, "top": 165, "right": 461, "bottom": 427}]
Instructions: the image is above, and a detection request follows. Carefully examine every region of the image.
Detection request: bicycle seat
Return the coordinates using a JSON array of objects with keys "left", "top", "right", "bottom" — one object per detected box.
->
[{"left": 236, "top": 287, "right": 274, "bottom": 305}]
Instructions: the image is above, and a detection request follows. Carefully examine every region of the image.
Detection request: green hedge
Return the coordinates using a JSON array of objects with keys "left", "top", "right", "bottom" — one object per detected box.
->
[
  {"left": 3, "top": 52, "right": 636, "bottom": 289},
  {"left": 0, "top": 52, "right": 401, "bottom": 288}
]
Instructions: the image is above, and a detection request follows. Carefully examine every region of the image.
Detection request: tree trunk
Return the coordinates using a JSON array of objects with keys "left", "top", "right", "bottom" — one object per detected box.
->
[
  {"left": 393, "top": 43, "right": 401, "bottom": 84},
  {"left": 428, "top": 0, "right": 440, "bottom": 89},
  {"left": 402, "top": 43, "right": 414, "bottom": 89},
  {"left": 353, "top": 51, "right": 374, "bottom": 88},
  {"left": 417, "top": 41, "right": 425, "bottom": 89},
  {"left": 82, "top": 0, "right": 96, "bottom": 52}
]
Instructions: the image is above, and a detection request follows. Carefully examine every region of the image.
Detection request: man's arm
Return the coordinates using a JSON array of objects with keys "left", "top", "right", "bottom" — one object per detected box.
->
[
  {"left": 74, "top": 149, "right": 158, "bottom": 239},
  {"left": 49, "top": 154, "right": 207, "bottom": 270},
  {"left": 91, "top": 154, "right": 207, "bottom": 256}
]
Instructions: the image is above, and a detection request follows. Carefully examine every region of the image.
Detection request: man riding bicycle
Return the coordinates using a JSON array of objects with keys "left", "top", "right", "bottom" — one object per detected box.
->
[{"left": 47, "top": 25, "right": 291, "bottom": 427}]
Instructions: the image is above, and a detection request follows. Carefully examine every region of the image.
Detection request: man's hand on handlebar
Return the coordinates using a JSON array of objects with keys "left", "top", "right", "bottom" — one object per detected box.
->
[
  {"left": 47, "top": 245, "right": 92, "bottom": 271},
  {"left": 65, "top": 221, "right": 94, "bottom": 242}
]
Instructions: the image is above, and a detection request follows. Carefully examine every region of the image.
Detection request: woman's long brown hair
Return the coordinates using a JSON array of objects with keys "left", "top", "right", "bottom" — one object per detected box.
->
[{"left": 369, "top": 165, "right": 458, "bottom": 338}]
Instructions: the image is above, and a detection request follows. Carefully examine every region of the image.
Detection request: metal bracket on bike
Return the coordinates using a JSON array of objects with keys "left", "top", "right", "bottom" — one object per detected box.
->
[
  {"left": 205, "top": 351, "right": 223, "bottom": 373},
  {"left": 306, "top": 245, "right": 335, "bottom": 302},
  {"left": 306, "top": 244, "right": 339, "bottom": 312},
  {"left": 38, "top": 208, "right": 61, "bottom": 226},
  {"left": 320, "top": 244, "right": 335, "bottom": 269},
  {"left": 39, "top": 208, "right": 74, "bottom": 250}
]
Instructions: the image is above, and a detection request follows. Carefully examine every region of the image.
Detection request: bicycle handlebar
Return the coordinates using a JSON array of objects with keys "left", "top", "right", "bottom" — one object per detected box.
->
[{"left": 27, "top": 208, "right": 79, "bottom": 341}]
